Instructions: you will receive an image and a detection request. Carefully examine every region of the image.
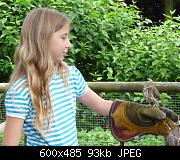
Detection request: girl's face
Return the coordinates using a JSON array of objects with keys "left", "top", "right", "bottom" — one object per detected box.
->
[{"left": 49, "top": 23, "right": 72, "bottom": 63}]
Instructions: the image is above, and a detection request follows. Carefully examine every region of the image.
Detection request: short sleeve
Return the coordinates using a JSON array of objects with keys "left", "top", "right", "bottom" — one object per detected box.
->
[
  {"left": 5, "top": 89, "right": 31, "bottom": 119},
  {"left": 71, "top": 66, "right": 88, "bottom": 97}
]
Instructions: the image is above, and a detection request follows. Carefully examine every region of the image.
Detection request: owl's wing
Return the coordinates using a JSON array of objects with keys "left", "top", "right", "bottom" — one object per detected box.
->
[
  {"left": 143, "top": 84, "right": 160, "bottom": 104},
  {"left": 152, "top": 85, "right": 161, "bottom": 101}
]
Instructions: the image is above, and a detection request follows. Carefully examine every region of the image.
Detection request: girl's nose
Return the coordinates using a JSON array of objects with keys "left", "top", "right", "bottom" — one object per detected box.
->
[{"left": 66, "top": 40, "right": 72, "bottom": 48}]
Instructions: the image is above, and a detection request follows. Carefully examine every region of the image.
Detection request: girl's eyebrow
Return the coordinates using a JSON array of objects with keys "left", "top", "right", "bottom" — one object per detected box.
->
[{"left": 62, "top": 33, "right": 68, "bottom": 36}]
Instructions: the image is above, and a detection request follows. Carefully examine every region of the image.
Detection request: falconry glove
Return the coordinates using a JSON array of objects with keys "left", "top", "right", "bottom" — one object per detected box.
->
[
  {"left": 159, "top": 106, "right": 179, "bottom": 123},
  {"left": 109, "top": 99, "right": 177, "bottom": 142}
]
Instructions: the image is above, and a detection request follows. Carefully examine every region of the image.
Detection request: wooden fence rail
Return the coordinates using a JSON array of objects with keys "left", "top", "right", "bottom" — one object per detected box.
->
[
  {"left": 88, "top": 82, "right": 180, "bottom": 93},
  {"left": 0, "top": 82, "right": 180, "bottom": 93}
]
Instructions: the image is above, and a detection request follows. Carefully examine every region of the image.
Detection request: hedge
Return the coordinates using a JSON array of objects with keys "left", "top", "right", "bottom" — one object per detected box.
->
[{"left": 0, "top": 0, "right": 179, "bottom": 82}]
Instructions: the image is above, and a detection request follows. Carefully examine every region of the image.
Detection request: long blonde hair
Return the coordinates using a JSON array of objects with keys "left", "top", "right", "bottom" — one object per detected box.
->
[{"left": 9, "top": 8, "right": 70, "bottom": 133}]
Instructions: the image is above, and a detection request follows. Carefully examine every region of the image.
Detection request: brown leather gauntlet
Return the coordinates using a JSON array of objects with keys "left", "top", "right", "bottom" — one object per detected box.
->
[{"left": 109, "top": 100, "right": 176, "bottom": 142}]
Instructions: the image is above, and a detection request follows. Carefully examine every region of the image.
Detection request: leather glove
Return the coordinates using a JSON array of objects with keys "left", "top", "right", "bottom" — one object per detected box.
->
[
  {"left": 159, "top": 106, "right": 179, "bottom": 123},
  {"left": 109, "top": 99, "right": 178, "bottom": 142}
]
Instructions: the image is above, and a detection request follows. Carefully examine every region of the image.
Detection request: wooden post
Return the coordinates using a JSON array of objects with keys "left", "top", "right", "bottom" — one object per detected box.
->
[
  {"left": 165, "top": 0, "right": 174, "bottom": 18},
  {"left": 120, "top": 142, "right": 124, "bottom": 146}
]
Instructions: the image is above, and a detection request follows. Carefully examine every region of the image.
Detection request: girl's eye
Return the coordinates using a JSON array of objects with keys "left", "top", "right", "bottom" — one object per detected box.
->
[
  {"left": 61, "top": 36, "right": 66, "bottom": 40},
  {"left": 61, "top": 35, "right": 68, "bottom": 40}
]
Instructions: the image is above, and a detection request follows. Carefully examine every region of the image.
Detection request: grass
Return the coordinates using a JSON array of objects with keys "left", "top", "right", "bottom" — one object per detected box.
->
[
  {"left": 78, "top": 127, "right": 165, "bottom": 146},
  {"left": 0, "top": 127, "right": 165, "bottom": 146}
]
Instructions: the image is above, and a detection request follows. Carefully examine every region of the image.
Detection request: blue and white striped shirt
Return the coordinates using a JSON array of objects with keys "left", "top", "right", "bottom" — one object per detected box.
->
[{"left": 5, "top": 66, "right": 88, "bottom": 146}]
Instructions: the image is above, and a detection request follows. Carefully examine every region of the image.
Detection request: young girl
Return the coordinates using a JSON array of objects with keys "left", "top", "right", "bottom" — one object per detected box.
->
[
  {"left": 2, "top": 7, "right": 177, "bottom": 146},
  {"left": 2, "top": 7, "right": 113, "bottom": 146}
]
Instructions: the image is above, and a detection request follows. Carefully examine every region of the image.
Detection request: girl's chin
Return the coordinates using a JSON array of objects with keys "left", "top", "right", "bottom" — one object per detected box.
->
[{"left": 52, "top": 56, "right": 64, "bottom": 64}]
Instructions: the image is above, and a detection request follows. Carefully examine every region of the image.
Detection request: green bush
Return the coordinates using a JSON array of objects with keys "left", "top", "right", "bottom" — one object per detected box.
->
[
  {"left": 78, "top": 127, "right": 164, "bottom": 146},
  {"left": 0, "top": 0, "right": 179, "bottom": 82},
  {"left": 110, "top": 17, "right": 180, "bottom": 82}
]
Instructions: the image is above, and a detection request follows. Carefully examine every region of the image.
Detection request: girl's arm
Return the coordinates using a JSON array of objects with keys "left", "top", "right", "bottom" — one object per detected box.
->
[
  {"left": 78, "top": 87, "right": 113, "bottom": 116},
  {"left": 2, "top": 116, "right": 24, "bottom": 146}
]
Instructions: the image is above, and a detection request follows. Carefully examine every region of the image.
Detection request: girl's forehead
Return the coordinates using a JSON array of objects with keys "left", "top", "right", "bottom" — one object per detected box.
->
[{"left": 55, "top": 23, "right": 70, "bottom": 34}]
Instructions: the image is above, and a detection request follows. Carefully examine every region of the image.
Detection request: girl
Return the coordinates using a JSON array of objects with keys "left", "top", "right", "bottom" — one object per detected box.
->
[{"left": 2, "top": 7, "right": 113, "bottom": 146}]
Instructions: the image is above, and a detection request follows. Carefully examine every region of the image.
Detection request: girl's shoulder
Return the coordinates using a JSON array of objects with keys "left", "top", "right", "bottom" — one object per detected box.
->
[
  {"left": 68, "top": 66, "right": 82, "bottom": 76},
  {"left": 7, "top": 77, "right": 29, "bottom": 97},
  {"left": 68, "top": 65, "right": 79, "bottom": 72}
]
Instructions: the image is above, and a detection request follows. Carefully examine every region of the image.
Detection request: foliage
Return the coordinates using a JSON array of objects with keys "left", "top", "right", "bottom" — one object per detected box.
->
[
  {"left": 0, "top": 93, "right": 5, "bottom": 124},
  {"left": 78, "top": 127, "right": 164, "bottom": 146},
  {"left": 62, "top": 0, "right": 143, "bottom": 81},
  {"left": 0, "top": 0, "right": 33, "bottom": 82},
  {"left": 78, "top": 127, "right": 119, "bottom": 146},
  {"left": 110, "top": 17, "right": 180, "bottom": 82},
  {"left": 0, "top": 56, "right": 14, "bottom": 82},
  {"left": 0, "top": 0, "right": 179, "bottom": 82}
]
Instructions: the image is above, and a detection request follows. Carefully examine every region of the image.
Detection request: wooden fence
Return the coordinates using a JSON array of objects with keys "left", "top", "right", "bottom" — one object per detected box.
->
[{"left": 1, "top": 81, "right": 180, "bottom": 93}]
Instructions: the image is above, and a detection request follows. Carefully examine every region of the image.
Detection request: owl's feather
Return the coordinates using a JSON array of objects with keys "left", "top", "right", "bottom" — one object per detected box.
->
[{"left": 143, "top": 84, "right": 161, "bottom": 106}]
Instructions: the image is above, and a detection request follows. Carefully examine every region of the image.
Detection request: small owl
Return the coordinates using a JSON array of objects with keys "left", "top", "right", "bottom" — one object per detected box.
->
[{"left": 143, "top": 83, "right": 161, "bottom": 106}]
